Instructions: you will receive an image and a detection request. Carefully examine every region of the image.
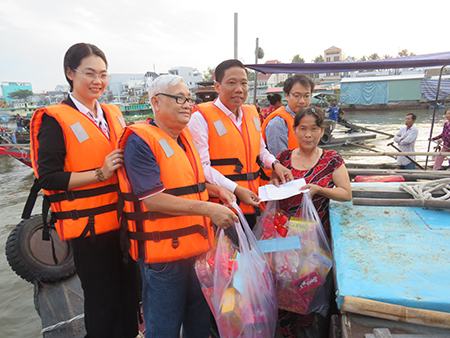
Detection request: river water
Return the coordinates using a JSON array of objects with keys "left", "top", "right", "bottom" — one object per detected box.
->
[{"left": 0, "top": 108, "right": 447, "bottom": 337}]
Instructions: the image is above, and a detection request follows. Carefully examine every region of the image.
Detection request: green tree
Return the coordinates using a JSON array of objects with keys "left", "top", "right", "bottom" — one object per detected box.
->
[
  {"left": 314, "top": 55, "right": 324, "bottom": 63},
  {"left": 291, "top": 54, "right": 305, "bottom": 63},
  {"left": 8, "top": 89, "right": 33, "bottom": 100},
  {"left": 368, "top": 53, "right": 380, "bottom": 60},
  {"left": 383, "top": 54, "right": 393, "bottom": 59},
  {"left": 398, "top": 49, "right": 415, "bottom": 57},
  {"left": 203, "top": 67, "right": 214, "bottom": 81}
]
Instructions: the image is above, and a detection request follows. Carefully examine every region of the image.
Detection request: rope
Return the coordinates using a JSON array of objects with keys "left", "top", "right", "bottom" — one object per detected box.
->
[
  {"left": 41, "top": 313, "right": 84, "bottom": 334},
  {"left": 400, "top": 178, "right": 450, "bottom": 201}
]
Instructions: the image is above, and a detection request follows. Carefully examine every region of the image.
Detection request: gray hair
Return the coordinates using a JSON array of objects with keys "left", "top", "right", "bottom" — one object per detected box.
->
[{"left": 147, "top": 74, "right": 185, "bottom": 100}]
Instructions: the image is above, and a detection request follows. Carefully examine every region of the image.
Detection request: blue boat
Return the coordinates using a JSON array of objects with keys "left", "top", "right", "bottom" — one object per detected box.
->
[{"left": 330, "top": 185, "right": 450, "bottom": 335}]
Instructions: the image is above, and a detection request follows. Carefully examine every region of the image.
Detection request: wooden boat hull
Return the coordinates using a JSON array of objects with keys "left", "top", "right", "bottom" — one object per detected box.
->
[{"left": 330, "top": 197, "right": 450, "bottom": 330}]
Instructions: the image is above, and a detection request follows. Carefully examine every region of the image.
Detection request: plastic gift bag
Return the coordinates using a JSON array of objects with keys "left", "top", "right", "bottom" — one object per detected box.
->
[
  {"left": 254, "top": 200, "right": 289, "bottom": 240},
  {"left": 255, "top": 192, "right": 333, "bottom": 315},
  {"left": 195, "top": 203, "right": 277, "bottom": 338}
]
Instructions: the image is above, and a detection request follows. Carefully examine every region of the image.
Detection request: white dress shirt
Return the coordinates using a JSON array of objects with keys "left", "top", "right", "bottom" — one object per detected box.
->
[
  {"left": 393, "top": 125, "right": 418, "bottom": 166},
  {"left": 69, "top": 93, "right": 110, "bottom": 139},
  {"left": 188, "top": 98, "right": 276, "bottom": 192}
]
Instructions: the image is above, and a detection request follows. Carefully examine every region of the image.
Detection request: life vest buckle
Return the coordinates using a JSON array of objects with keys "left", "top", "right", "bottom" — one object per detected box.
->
[
  {"left": 152, "top": 232, "right": 161, "bottom": 242},
  {"left": 234, "top": 164, "right": 243, "bottom": 173},
  {"left": 65, "top": 191, "right": 76, "bottom": 201},
  {"left": 172, "top": 237, "right": 180, "bottom": 249},
  {"left": 246, "top": 173, "right": 254, "bottom": 181},
  {"left": 71, "top": 210, "right": 80, "bottom": 220}
]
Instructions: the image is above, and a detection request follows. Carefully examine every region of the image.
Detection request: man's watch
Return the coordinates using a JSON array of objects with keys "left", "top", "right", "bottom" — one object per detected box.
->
[{"left": 271, "top": 160, "right": 280, "bottom": 170}]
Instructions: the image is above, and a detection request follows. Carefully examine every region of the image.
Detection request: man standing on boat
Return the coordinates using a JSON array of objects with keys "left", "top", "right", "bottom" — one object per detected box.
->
[
  {"left": 188, "top": 59, "right": 293, "bottom": 228},
  {"left": 261, "top": 75, "right": 314, "bottom": 157},
  {"left": 118, "top": 75, "right": 238, "bottom": 337},
  {"left": 394, "top": 113, "right": 418, "bottom": 169}
]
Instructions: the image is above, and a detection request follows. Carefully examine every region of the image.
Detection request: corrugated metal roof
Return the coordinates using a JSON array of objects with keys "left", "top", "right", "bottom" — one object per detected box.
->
[{"left": 341, "top": 74, "right": 425, "bottom": 83}]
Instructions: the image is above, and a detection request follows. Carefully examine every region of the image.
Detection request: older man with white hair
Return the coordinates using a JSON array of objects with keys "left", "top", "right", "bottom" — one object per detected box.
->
[{"left": 117, "top": 75, "right": 237, "bottom": 338}]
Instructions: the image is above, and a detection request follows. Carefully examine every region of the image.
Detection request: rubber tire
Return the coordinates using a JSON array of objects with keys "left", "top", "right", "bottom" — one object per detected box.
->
[
  {"left": 320, "top": 130, "right": 332, "bottom": 144},
  {"left": 5, "top": 215, "right": 76, "bottom": 283}
]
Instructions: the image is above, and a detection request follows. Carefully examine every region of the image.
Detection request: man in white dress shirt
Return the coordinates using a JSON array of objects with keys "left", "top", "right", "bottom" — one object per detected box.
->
[
  {"left": 188, "top": 59, "right": 293, "bottom": 227},
  {"left": 393, "top": 112, "right": 418, "bottom": 169}
]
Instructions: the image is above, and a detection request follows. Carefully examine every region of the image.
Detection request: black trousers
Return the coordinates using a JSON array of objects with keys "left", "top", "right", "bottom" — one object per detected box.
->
[
  {"left": 71, "top": 230, "right": 139, "bottom": 338},
  {"left": 244, "top": 213, "right": 257, "bottom": 229}
]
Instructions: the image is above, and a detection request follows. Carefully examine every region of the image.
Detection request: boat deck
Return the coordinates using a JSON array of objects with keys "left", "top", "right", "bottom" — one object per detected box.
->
[
  {"left": 330, "top": 195, "right": 450, "bottom": 313},
  {"left": 325, "top": 130, "right": 377, "bottom": 147}
]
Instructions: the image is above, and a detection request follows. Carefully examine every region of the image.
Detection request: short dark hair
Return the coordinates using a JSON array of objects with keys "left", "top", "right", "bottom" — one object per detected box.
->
[
  {"left": 214, "top": 59, "right": 247, "bottom": 83},
  {"left": 283, "top": 75, "right": 315, "bottom": 95},
  {"left": 294, "top": 107, "right": 325, "bottom": 128},
  {"left": 267, "top": 93, "right": 282, "bottom": 105},
  {"left": 63, "top": 43, "right": 108, "bottom": 91},
  {"left": 406, "top": 112, "right": 417, "bottom": 121}
]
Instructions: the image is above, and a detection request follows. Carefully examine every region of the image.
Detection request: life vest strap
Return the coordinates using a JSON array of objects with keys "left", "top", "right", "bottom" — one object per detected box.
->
[
  {"left": 121, "top": 182, "right": 206, "bottom": 201},
  {"left": 210, "top": 158, "right": 243, "bottom": 173},
  {"left": 224, "top": 171, "right": 260, "bottom": 182},
  {"left": 128, "top": 224, "right": 208, "bottom": 249},
  {"left": 79, "top": 215, "right": 96, "bottom": 241},
  {"left": 47, "top": 184, "right": 119, "bottom": 203},
  {"left": 165, "top": 182, "right": 206, "bottom": 196},
  {"left": 41, "top": 195, "right": 52, "bottom": 241},
  {"left": 22, "top": 178, "right": 41, "bottom": 219},
  {"left": 52, "top": 203, "right": 117, "bottom": 220},
  {"left": 123, "top": 210, "right": 172, "bottom": 221}
]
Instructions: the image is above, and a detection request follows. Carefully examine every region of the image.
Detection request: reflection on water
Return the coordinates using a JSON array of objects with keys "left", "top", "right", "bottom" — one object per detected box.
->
[{"left": 0, "top": 108, "right": 447, "bottom": 337}]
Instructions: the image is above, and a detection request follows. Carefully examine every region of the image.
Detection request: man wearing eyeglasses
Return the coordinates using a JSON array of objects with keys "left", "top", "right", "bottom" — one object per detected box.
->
[
  {"left": 188, "top": 59, "right": 293, "bottom": 228},
  {"left": 118, "top": 74, "right": 238, "bottom": 338},
  {"left": 262, "top": 75, "right": 314, "bottom": 157}
]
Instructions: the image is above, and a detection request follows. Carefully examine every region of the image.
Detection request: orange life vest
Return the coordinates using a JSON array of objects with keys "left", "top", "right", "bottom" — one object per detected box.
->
[
  {"left": 197, "top": 102, "right": 262, "bottom": 214},
  {"left": 260, "top": 106, "right": 298, "bottom": 184},
  {"left": 29, "top": 103, "right": 125, "bottom": 240},
  {"left": 261, "top": 106, "right": 297, "bottom": 151},
  {"left": 117, "top": 123, "right": 213, "bottom": 264}
]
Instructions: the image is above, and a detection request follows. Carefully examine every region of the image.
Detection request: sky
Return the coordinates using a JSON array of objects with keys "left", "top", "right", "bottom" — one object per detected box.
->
[{"left": 1, "top": 0, "right": 449, "bottom": 92}]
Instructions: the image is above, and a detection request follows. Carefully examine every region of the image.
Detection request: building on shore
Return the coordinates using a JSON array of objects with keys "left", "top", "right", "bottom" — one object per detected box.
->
[
  {"left": 340, "top": 73, "right": 450, "bottom": 106},
  {"left": 108, "top": 73, "right": 146, "bottom": 102},
  {"left": 1, "top": 82, "right": 33, "bottom": 103},
  {"left": 168, "top": 67, "right": 202, "bottom": 89}
]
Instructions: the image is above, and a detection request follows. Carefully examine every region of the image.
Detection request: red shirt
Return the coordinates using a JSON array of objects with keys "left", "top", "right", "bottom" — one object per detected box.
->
[{"left": 277, "top": 149, "right": 344, "bottom": 237}]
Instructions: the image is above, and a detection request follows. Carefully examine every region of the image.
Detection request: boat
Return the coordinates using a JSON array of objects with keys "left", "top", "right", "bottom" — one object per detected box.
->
[
  {"left": 4, "top": 52, "right": 450, "bottom": 337},
  {"left": 262, "top": 87, "right": 380, "bottom": 146},
  {"left": 246, "top": 51, "right": 450, "bottom": 162},
  {"left": 329, "top": 182, "right": 450, "bottom": 336},
  {"left": 0, "top": 125, "right": 31, "bottom": 167}
]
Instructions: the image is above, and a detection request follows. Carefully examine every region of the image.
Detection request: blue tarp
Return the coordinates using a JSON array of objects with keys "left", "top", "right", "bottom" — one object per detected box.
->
[
  {"left": 246, "top": 52, "right": 450, "bottom": 74},
  {"left": 340, "top": 81, "right": 388, "bottom": 105},
  {"left": 421, "top": 78, "right": 450, "bottom": 101},
  {"left": 330, "top": 196, "right": 450, "bottom": 313}
]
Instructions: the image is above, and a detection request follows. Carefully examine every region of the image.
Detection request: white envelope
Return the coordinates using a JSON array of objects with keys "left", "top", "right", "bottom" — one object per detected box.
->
[{"left": 258, "top": 178, "right": 307, "bottom": 201}]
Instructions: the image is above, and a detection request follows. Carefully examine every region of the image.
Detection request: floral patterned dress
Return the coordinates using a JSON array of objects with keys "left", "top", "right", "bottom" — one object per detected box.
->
[
  {"left": 277, "top": 148, "right": 344, "bottom": 238},
  {"left": 275, "top": 148, "right": 344, "bottom": 338}
]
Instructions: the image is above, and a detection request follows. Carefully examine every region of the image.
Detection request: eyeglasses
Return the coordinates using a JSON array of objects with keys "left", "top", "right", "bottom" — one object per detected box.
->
[
  {"left": 289, "top": 93, "right": 311, "bottom": 100},
  {"left": 74, "top": 69, "right": 109, "bottom": 81},
  {"left": 155, "top": 93, "right": 194, "bottom": 105}
]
